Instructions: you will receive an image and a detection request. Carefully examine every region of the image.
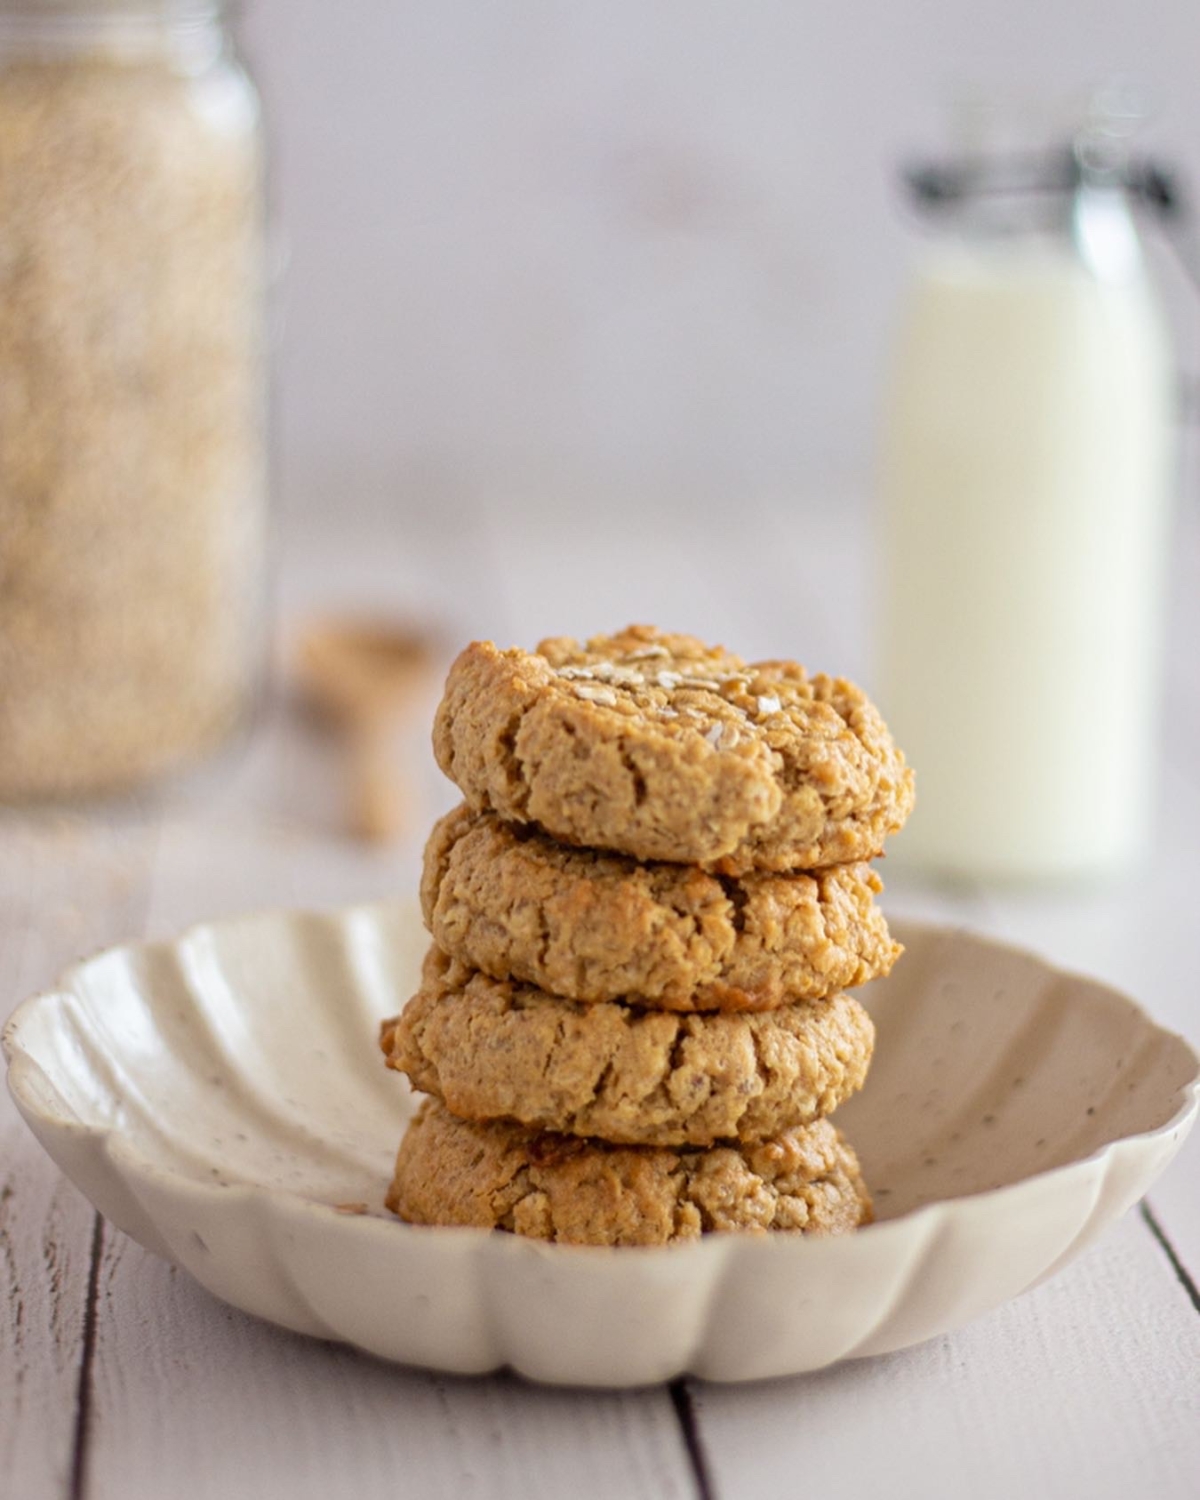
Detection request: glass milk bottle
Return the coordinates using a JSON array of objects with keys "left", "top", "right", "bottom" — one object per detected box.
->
[{"left": 876, "top": 105, "right": 1176, "bottom": 881}]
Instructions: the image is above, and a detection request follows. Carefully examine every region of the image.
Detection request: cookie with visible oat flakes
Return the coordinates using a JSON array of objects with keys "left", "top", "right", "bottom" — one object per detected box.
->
[
  {"left": 387, "top": 1097, "right": 872, "bottom": 1246},
  {"left": 432, "top": 625, "right": 913, "bottom": 872},
  {"left": 380, "top": 948, "right": 874, "bottom": 1147},
  {"left": 422, "top": 804, "right": 901, "bottom": 1010}
]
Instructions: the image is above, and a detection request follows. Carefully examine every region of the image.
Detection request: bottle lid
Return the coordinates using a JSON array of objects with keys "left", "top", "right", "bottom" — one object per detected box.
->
[{"left": 903, "top": 83, "right": 1178, "bottom": 219}]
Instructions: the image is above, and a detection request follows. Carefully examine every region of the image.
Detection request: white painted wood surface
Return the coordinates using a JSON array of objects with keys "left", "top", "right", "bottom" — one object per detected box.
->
[
  {"left": 3, "top": 495, "right": 1198, "bottom": 1499},
  {"left": 1, "top": 819, "right": 156, "bottom": 1499},
  {"left": 84, "top": 1227, "right": 693, "bottom": 1500},
  {"left": 693, "top": 1214, "right": 1200, "bottom": 1500}
]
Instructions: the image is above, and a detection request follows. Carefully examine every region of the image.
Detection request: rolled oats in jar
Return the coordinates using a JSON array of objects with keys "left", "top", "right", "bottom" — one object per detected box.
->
[{"left": 0, "top": 0, "right": 267, "bottom": 799}]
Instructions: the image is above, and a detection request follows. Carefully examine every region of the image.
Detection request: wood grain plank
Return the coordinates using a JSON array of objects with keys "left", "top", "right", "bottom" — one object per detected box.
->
[
  {"left": 1, "top": 813, "right": 158, "bottom": 1500},
  {"left": 84, "top": 1229, "right": 695, "bottom": 1500},
  {"left": 690, "top": 1212, "right": 1200, "bottom": 1500},
  {"left": 0, "top": 1101, "right": 95, "bottom": 1500}
]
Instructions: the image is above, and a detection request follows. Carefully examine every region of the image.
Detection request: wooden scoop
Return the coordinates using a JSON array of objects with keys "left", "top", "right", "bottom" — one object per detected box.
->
[{"left": 295, "top": 620, "right": 434, "bottom": 842}]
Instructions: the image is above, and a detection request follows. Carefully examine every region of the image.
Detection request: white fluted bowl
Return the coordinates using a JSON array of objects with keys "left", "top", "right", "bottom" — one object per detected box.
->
[{"left": 4, "top": 905, "right": 1197, "bottom": 1386}]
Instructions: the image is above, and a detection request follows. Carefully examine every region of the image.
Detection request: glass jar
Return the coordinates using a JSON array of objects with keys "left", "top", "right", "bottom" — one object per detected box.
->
[
  {"left": 876, "top": 99, "right": 1176, "bottom": 881},
  {"left": 0, "top": 0, "right": 267, "bottom": 800}
]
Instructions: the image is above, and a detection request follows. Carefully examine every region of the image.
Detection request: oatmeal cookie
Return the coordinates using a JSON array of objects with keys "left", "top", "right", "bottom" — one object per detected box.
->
[
  {"left": 380, "top": 951, "right": 874, "bottom": 1146},
  {"left": 387, "top": 1098, "right": 872, "bottom": 1246},
  {"left": 422, "top": 804, "right": 900, "bottom": 1010},
  {"left": 432, "top": 625, "right": 913, "bottom": 873}
]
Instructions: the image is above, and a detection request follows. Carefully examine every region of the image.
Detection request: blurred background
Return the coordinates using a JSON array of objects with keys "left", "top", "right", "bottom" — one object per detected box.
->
[
  {"left": 239, "top": 0, "right": 1200, "bottom": 516},
  {"left": 1, "top": 0, "right": 1198, "bottom": 868}
]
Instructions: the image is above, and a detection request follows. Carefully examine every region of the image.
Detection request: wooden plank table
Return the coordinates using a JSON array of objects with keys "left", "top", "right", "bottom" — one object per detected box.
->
[{"left": 3, "top": 494, "right": 1198, "bottom": 1500}]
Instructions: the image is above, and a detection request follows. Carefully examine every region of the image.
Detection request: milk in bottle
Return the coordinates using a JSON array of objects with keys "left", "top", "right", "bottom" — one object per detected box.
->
[{"left": 877, "top": 108, "right": 1175, "bottom": 879}]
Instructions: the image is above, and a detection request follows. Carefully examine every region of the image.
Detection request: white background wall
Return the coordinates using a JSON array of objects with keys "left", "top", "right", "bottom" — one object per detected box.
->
[{"left": 240, "top": 2, "right": 1200, "bottom": 514}]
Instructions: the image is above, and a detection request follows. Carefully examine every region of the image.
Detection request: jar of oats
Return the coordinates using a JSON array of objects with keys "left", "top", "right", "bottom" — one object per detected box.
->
[{"left": 0, "top": 0, "right": 266, "bottom": 800}]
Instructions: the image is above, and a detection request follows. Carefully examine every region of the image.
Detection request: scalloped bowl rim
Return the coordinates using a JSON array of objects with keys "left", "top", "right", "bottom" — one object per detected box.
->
[{"left": 5, "top": 902, "right": 1198, "bottom": 1268}]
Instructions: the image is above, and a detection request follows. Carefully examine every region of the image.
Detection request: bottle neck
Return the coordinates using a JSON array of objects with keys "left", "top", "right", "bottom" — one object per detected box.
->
[
  {"left": 0, "top": 2, "right": 227, "bottom": 66},
  {"left": 908, "top": 142, "right": 1156, "bottom": 276}
]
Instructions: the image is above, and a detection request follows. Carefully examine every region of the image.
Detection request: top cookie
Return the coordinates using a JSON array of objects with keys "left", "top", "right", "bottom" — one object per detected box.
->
[{"left": 433, "top": 625, "right": 914, "bottom": 872}]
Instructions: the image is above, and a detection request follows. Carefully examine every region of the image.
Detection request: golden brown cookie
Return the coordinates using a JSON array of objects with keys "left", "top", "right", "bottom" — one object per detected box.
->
[
  {"left": 432, "top": 625, "right": 914, "bottom": 873},
  {"left": 381, "top": 950, "right": 874, "bottom": 1146},
  {"left": 387, "top": 1098, "right": 872, "bottom": 1246},
  {"left": 422, "top": 804, "right": 901, "bottom": 1010}
]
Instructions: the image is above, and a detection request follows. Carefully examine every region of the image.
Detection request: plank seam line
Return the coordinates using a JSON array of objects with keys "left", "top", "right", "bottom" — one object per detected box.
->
[
  {"left": 68, "top": 1212, "right": 105, "bottom": 1500},
  {"left": 1140, "top": 1200, "right": 1200, "bottom": 1316},
  {"left": 668, "top": 1379, "right": 717, "bottom": 1500}
]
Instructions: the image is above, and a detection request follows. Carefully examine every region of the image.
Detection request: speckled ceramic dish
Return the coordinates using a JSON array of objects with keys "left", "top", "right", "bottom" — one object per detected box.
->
[{"left": 4, "top": 905, "right": 1197, "bottom": 1386}]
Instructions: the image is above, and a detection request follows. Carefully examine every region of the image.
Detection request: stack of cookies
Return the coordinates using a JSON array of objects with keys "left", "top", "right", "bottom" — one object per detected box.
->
[{"left": 380, "top": 625, "right": 914, "bottom": 1247}]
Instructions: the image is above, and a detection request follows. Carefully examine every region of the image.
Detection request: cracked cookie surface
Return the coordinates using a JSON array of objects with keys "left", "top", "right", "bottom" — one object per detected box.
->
[
  {"left": 432, "top": 624, "right": 914, "bottom": 872},
  {"left": 381, "top": 949, "right": 874, "bottom": 1147},
  {"left": 387, "top": 1097, "right": 872, "bottom": 1246},
  {"left": 422, "top": 804, "right": 901, "bottom": 1010}
]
